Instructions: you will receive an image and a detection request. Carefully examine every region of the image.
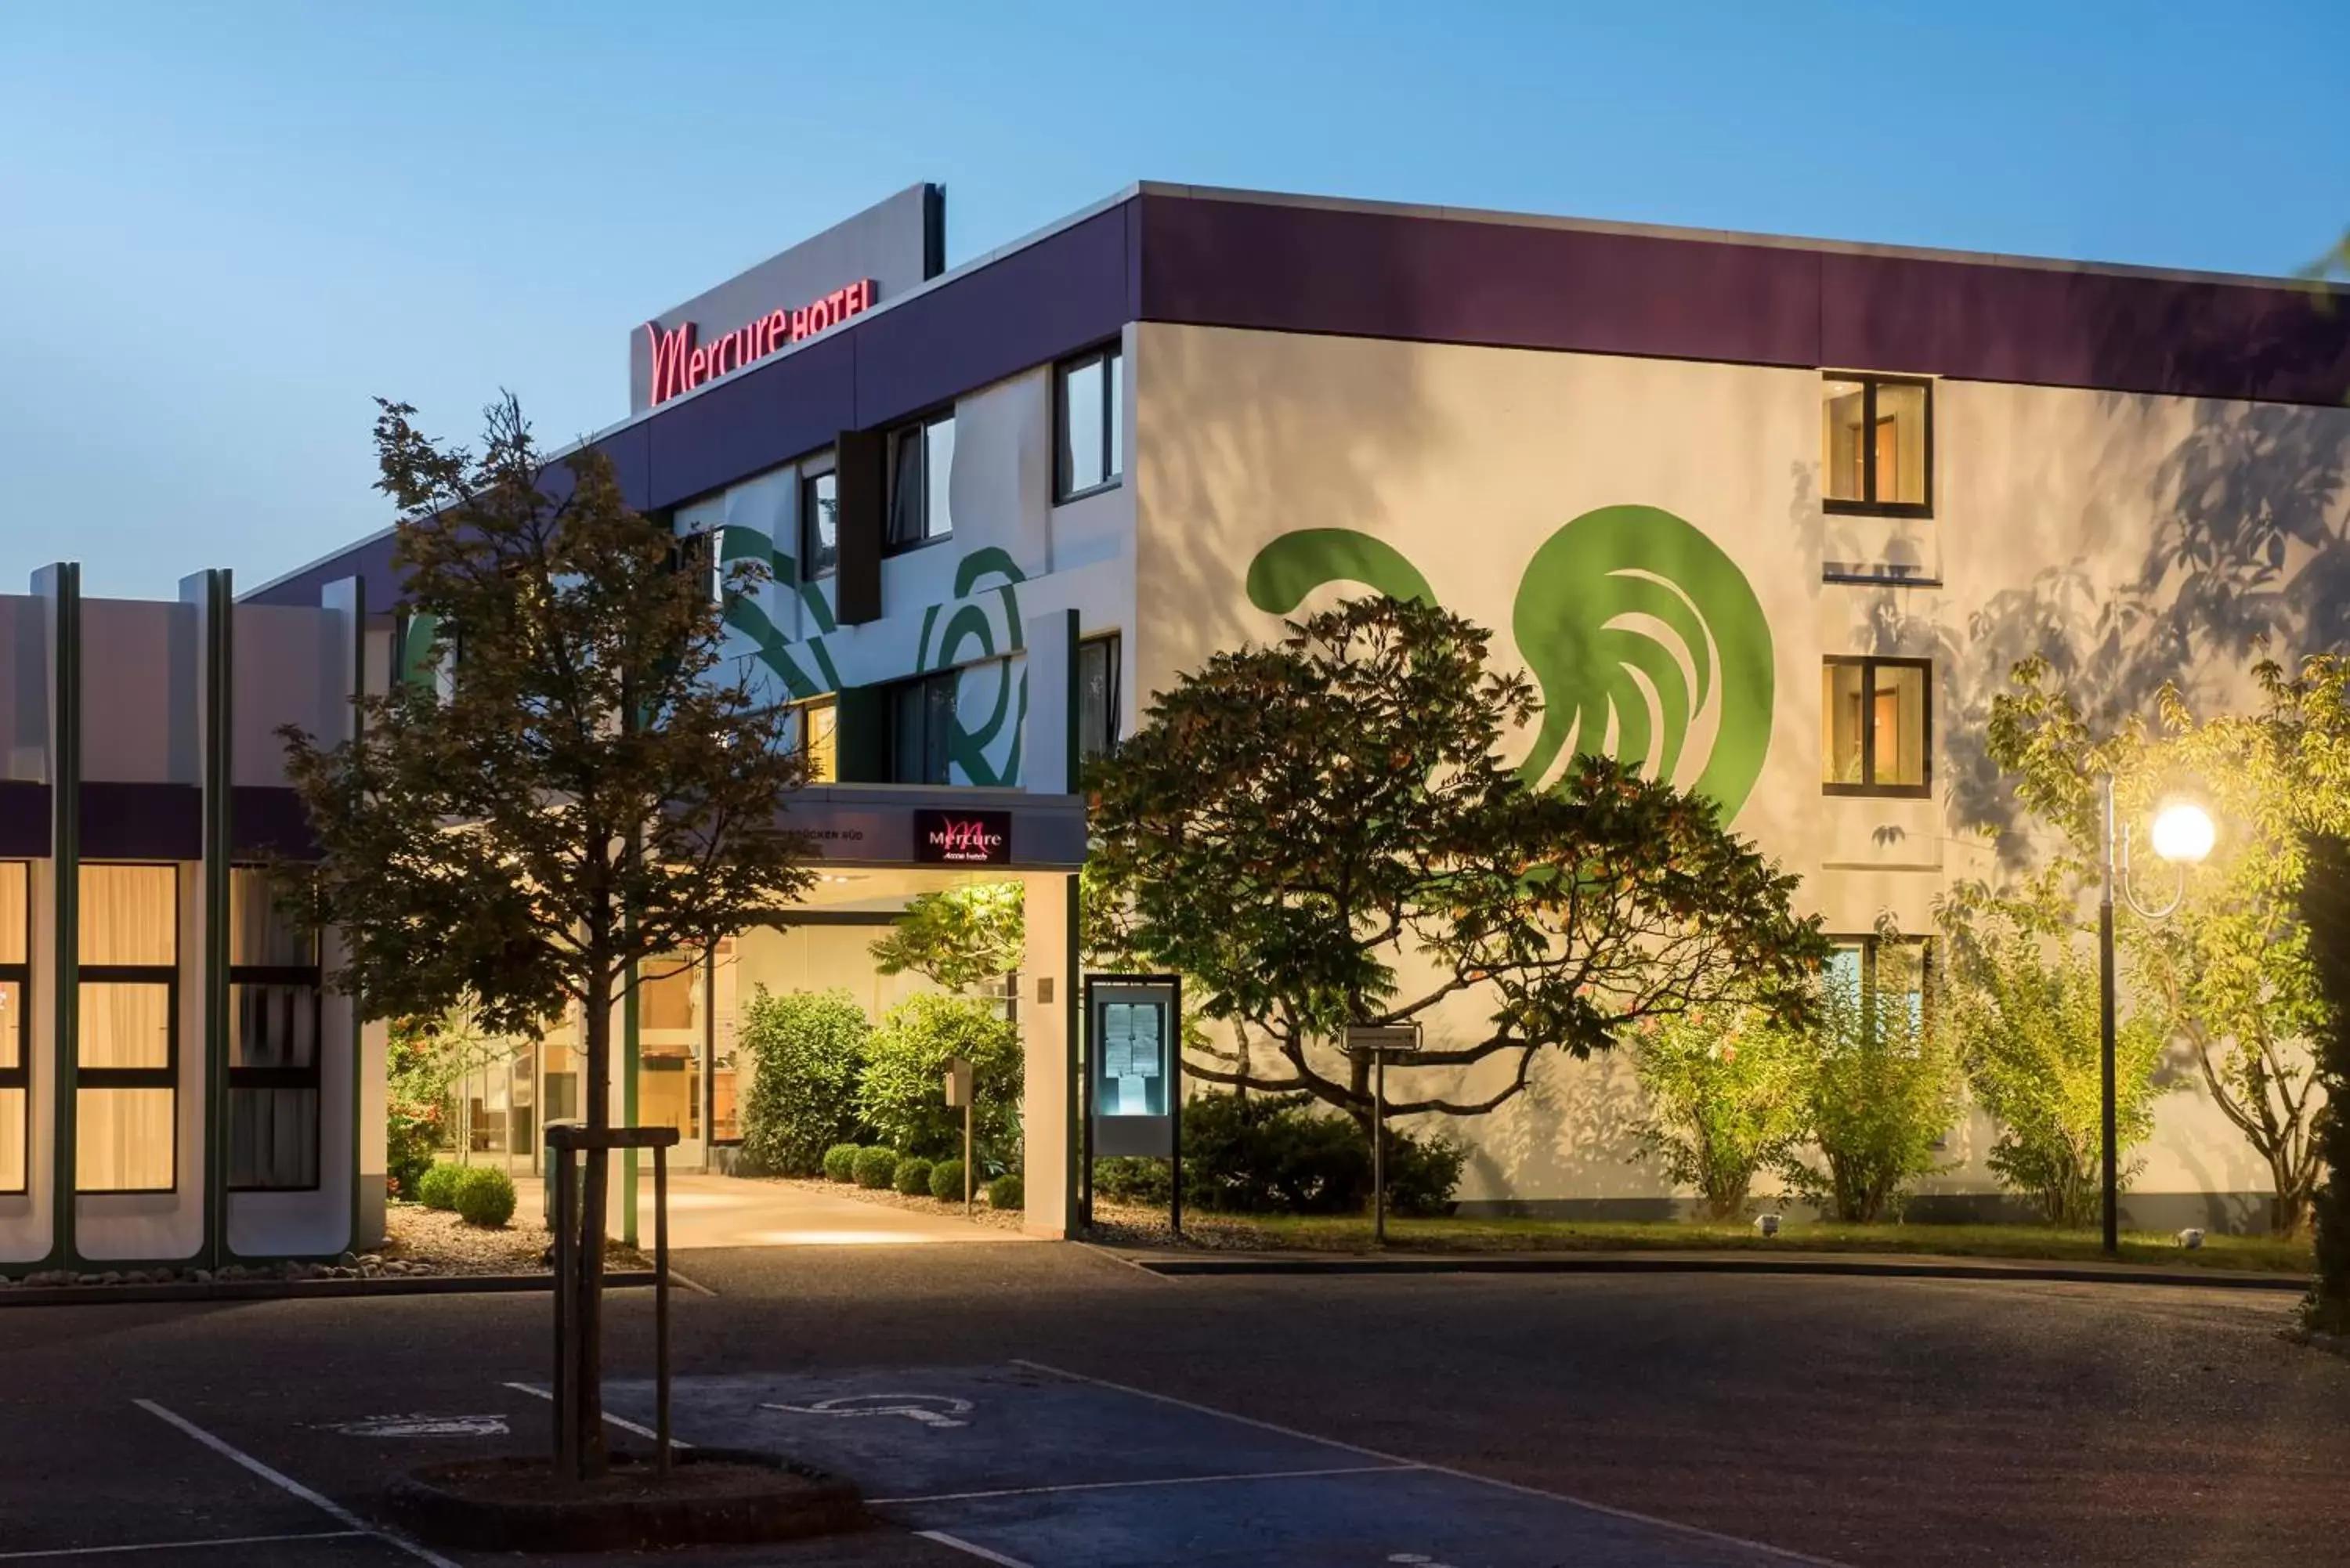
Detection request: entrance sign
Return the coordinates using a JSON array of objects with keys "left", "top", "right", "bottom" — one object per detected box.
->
[
  {"left": 642, "top": 280, "right": 874, "bottom": 406},
  {"left": 1082, "top": 974, "right": 1184, "bottom": 1234},
  {"left": 914, "top": 808, "right": 1012, "bottom": 865}
]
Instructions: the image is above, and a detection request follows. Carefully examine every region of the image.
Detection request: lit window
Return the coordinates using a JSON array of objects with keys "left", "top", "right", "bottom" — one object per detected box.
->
[
  {"left": 78, "top": 863, "right": 178, "bottom": 1194},
  {"left": 1055, "top": 347, "right": 1124, "bottom": 501},
  {"left": 0, "top": 862, "right": 25, "bottom": 1194},
  {"left": 794, "top": 697, "right": 838, "bottom": 784},
  {"left": 885, "top": 412, "right": 955, "bottom": 551},
  {"left": 1079, "top": 635, "right": 1121, "bottom": 762},
  {"left": 1822, "top": 374, "right": 1932, "bottom": 514},
  {"left": 227, "top": 868, "right": 322, "bottom": 1191},
  {"left": 1822, "top": 657, "right": 1930, "bottom": 797},
  {"left": 800, "top": 470, "right": 838, "bottom": 581},
  {"left": 636, "top": 951, "right": 703, "bottom": 1141}
]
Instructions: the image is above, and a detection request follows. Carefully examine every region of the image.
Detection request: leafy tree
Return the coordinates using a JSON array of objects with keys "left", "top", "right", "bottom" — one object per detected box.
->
[
  {"left": 869, "top": 883, "right": 1025, "bottom": 992},
  {"left": 1628, "top": 1006, "right": 1808, "bottom": 1220},
  {"left": 1087, "top": 595, "right": 1827, "bottom": 1126},
  {"left": 384, "top": 1009, "right": 513, "bottom": 1196},
  {"left": 737, "top": 987, "right": 869, "bottom": 1176},
  {"left": 857, "top": 993, "right": 1023, "bottom": 1165},
  {"left": 281, "top": 395, "right": 815, "bottom": 1476},
  {"left": 2295, "top": 831, "right": 2350, "bottom": 1334},
  {"left": 1776, "top": 932, "right": 1963, "bottom": 1223},
  {"left": 1987, "top": 655, "right": 2338, "bottom": 1234},
  {"left": 1937, "top": 877, "right": 2168, "bottom": 1227}
]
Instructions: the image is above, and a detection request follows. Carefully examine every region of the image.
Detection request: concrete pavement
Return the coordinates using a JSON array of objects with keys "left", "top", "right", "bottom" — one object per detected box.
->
[{"left": 515, "top": 1172, "right": 1036, "bottom": 1251}]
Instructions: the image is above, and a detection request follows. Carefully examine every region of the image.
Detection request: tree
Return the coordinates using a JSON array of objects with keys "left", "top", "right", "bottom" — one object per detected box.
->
[
  {"left": 1776, "top": 933, "right": 1963, "bottom": 1223},
  {"left": 737, "top": 987, "right": 868, "bottom": 1176},
  {"left": 1628, "top": 1006, "right": 1807, "bottom": 1220},
  {"left": 1937, "top": 877, "right": 2168, "bottom": 1227},
  {"left": 1088, "top": 595, "right": 1828, "bottom": 1126},
  {"left": 1987, "top": 655, "right": 2338, "bottom": 1234},
  {"left": 281, "top": 395, "right": 814, "bottom": 1477},
  {"left": 869, "top": 883, "right": 1024, "bottom": 992},
  {"left": 2296, "top": 832, "right": 2350, "bottom": 1334}
]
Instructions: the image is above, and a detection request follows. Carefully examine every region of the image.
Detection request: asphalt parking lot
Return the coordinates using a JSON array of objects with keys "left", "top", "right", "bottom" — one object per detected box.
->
[{"left": 2, "top": 1244, "right": 2345, "bottom": 1566}]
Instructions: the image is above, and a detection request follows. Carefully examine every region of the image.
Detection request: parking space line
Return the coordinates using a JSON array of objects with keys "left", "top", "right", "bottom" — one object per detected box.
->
[
  {"left": 915, "top": 1530, "right": 1037, "bottom": 1567},
  {"left": 1008, "top": 1360, "right": 1852, "bottom": 1568},
  {"left": 0, "top": 1530, "right": 367, "bottom": 1561},
  {"left": 871, "top": 1461, "right": 1418, "bottom": 1505},
  {"left": 132, "top": 1399, "right": 461, "bottom": 1568},
  {"left": 502, "top": 1380, "right": 694, "bottom": 1447}
]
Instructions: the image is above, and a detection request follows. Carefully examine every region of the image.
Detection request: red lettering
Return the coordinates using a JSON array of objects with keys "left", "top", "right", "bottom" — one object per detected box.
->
[
  {"left": 765, "top": 309, "right": 787, "bottom": 353},
  {"left": 686, "top": 345, "right": 707, "bottom": 385},
  {"left": 790, "top": 306, "right": 810, "bottom": 341},
  {"left": 644, "top": 279, "right": 881, "bottom": 404}
]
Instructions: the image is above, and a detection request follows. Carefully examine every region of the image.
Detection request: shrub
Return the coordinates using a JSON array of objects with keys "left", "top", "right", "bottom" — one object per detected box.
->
[
  {"left": 451, "top": 1165, "right": 517, "bottom": 1228},
  {"left": 1092, "top": 1156, "right": 1172, "bottom": 1205},
  {"left": 929, "top": 1158, "right": 967, "bottom": 1202},
  {"left": 987, "top": 1172, "right": 1024, "bottom": 1210},
  {"left": 859, "top": 993, "right": 1023, "bottom": 1164},
  {"left": 416, "top": 1162, "right": 462, "bottom": 1212},
  {"left": 822, "top": 1143, "right": 864, "bottom": 1183},
  {"left": 1629, "top": 1006, "right": 1809, "bottom": 1220},
  {"left": 387, "top": 1115, "right": 439, "bottom": 1204},
  {"left": 1381, "top": 1125, "right": 1468, "bottom": 1218},
  {"left": 1091, "top": 1094, "right": 1465, "bottom": 1216},
  {"left": 739, "top": 988, "right": 871, "bottom": 1176},
  {"left": 893, "top": 1156, "right": 935, "bottom": 1197},
  {"left": 853, "top": 1147, "right": 900, "bottom": 1190},
  {"left": 1777, "top": 932, "right": 1963, "bottom": 1222}
]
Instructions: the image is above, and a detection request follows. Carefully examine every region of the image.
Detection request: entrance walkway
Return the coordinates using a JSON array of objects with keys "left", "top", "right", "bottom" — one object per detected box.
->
[{"left": 517, "top": 1171, "right": 1036, "bottom": 1250}]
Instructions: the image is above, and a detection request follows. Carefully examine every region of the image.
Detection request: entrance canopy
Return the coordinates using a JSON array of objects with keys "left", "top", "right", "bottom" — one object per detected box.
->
[{"left": 775, "top": 784, "right": 1088, "bottom": 873}]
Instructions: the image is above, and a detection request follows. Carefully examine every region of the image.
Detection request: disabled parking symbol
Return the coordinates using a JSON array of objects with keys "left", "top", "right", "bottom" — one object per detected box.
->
[{"left": 761, "top": 1393, "right": 974, "bottom": 1429}]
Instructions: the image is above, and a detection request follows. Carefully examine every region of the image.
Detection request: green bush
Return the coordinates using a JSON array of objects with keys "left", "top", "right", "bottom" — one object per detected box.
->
[
  {"left": 853, "top": 1147, "right": 900, "bottom": 1190},
  {"left": 416, "top": 1162, "right": 462, "bottom": 1212},
  {"left": 859, "top": 993, "right": 1024, "bottom": 1163},
  {"left": 1629, "top": 1006, "right": 1809, "bottom": 1220},
  {"left": 893, "top": 1156, "right": 935, "bottom": 1197},
  {"left": 987, "top": 1172, "right": 1024, "bottom": 1210},
  {"left": 1092, "top": 1156, "right": 1171, "bottom": 1205},
  {"left": 739, "top": 988, "right": 871, "bottom": 1176},
  {"left": 1381, "top": 1125, "right": 1469, "bottom": 1218},
  {"left": 1090, "top": 1095, "right": 1465, "bottom": 1216},
  {"left": 387, "top": 1115, "right": 439, "bottom": 1204},
  {"left": 821, "top": 1143, "right": 864, "bottom": 1183},
  {"left": 451, "top": 1165, "right": 517, "bottom": 1228},
  {"left": 929, "top": 1158, "right": 967, "bottom": 1202}
]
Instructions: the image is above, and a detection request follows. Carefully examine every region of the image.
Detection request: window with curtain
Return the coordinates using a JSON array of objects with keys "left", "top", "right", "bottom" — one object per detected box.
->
[
  {"left": 888, "top": 671, "right": 959, "bottom": 785},
  {"left": 77, "top": 863, "right": 178, "bottom": 1193},
  {"left": 800, "top": 469, "right": 838, "bottom": 581},
  {"left": 227, "top": 867, "right": 321, "bottom": 1190},
  {"left": 1079, "top": 634, "right": 1122, "bottom": 762},
  {"left": 1820, "top": 374, "right": 1933, "bottom": 515},
  {"left": 1054, "top": 345, "right": 1124, "bottom": 500},
  {"left": 0, "top": 861, "right": 27, "bottom": 1194},
  {"left": 793, "top": 696, "right": 838, "bottom": 783},
  {"left": 1820, "top": 656, "right": 1931, "bottom": 797},
  {"left": 884, "top": 411, "right": 955, "bottom": 551}
]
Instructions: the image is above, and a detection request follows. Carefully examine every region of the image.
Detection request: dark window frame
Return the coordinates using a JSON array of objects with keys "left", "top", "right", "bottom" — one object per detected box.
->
[
  {"left": 1821, "top": 373, "right": 1935, "bottom": 519},
  {"left": 1824, "top": 931, "right": 1936, "bottom": 1033},
  {"left": 1078, "top": 633, "right": 1123, "bottom": 763},
  {"left": 1054, "top": 345, "right": 1124, "bottom": 504},
  {"left": 799, "top": 467, "right": 839, "bottom": 583},
  {"left": 226, "top": 866, "right": 324, "bottom": 1193},
  {"left": 670, "top": 521, "right": 721, "bottom": 606},
  {"left": 886, "top": 670, "right": 960, "bottom": 786},
  {"left": 884, "top": 410, "right": 956, "bottom": 555},
  {"left": 76, "top": 861, "right": 181, "bottom": 1197},
  {"left": 792, "top": 694, "right": 839, "bottom": 784},
  {"left": 0, "top": 862, "right": 27, "bottom": 1195},
  {"left": 1821, "top": 655, "right": 1933, "bottom": 800}
]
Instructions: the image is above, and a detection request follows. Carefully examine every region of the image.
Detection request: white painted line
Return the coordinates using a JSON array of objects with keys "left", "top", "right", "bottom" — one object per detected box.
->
[
  {"left": 916, "top": 1529, "right": 1038, "bottom": 1567},
  {"left": 502, "top": 1379, "right": 695, "bottom": 1447},
  {"left": 1008, "top": 1360, "right": 1853, "bottom": 1568},
  {"left": 132, "top": 1400, "right": 461, "bottom": 1568},
  {"left": 0, "top": 1530, "right": 366, "bottom": 1561},
  {"left": 872, "top": 1461, "right": 1418, "bottom": 1505}
]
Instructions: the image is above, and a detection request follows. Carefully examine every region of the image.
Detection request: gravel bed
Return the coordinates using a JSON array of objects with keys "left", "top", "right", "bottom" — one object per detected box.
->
[
  {"left": 761, "top": 1176, "right": 1026, "bottom": 1232},
  {"left": 1077, "top": 1201, "right": 1270, "bottom": 1250},
  {"left": 385, "top": 1205, "right": 649, "bottom": 1276}
]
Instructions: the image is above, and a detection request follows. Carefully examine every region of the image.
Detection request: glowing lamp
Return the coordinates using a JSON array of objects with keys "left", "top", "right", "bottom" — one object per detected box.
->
[{"left": 2148, "top": 800, "right": 2216, "bottom": 865}]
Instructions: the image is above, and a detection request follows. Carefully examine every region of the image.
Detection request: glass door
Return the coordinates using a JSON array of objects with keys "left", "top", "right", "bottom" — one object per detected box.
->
[{"left": 636, "top": 952, "right": 703, "bottom": 1166}]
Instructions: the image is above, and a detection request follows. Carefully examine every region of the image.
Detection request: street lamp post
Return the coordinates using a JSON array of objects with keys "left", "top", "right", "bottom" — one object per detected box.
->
[{"left": 2096, "top": 778, "right": 2215, "bottom": 1255}]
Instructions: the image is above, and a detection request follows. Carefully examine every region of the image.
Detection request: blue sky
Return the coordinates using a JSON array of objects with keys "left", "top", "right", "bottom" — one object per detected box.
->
[{"left": 3, "top": 1, "right": 2345, "bottom": 599}]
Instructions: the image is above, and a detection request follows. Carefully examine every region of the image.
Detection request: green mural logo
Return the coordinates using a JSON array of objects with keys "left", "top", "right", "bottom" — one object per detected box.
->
[{"left": 1245, "top": 505, "right": 1773, "bottom": 818}]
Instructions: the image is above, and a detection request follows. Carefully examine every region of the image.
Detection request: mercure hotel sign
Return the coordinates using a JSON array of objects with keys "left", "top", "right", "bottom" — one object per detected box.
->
[{"left": 627, "top": 182, "right": 944, "bottom": 416}]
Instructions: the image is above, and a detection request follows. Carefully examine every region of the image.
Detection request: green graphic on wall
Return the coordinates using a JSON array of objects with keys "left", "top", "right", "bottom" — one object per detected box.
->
[{"left": 1243, "top": 505, "right": 1774, "bottom": 819}]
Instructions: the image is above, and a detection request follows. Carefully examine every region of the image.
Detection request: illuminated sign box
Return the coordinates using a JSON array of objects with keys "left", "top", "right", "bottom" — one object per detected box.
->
[{"left": 913, "top": 808, "right": 1012, "bottom": 865}]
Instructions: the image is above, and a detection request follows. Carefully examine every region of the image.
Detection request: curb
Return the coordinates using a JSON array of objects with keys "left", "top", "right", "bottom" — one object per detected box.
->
[
  {"left": 0, "top": 1269, "right": 661, "bottom": 1309},
  {"left": 1120, "top": 1250, "right": 2310, "bottom": 1292},
  {"left": 382, "top": 1448, "right": 866, "bottom": 1552}
]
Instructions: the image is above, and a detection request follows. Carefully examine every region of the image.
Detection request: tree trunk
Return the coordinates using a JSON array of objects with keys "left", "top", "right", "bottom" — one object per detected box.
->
[{"left": 574, "top": 964, "right": 613, "bottom": 1477}]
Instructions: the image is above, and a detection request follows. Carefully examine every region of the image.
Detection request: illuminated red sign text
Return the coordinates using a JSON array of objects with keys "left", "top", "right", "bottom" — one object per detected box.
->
[{"left": 643, "top": 277, "right": 876, "bottom": 406}]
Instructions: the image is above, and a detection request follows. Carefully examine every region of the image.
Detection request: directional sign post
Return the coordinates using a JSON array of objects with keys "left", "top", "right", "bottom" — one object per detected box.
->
[{"left": 1344, "top": 1025, "right": 1419, "bottom": 1248}]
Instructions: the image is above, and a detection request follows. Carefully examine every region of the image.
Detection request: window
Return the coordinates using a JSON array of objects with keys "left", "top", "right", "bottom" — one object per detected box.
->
[
  {"left": 888, "top": 671, "right": 959, "bottom": 785},
  {"left": 227, "top": 868, "right": 321, "bottom": 1190},
  {"left": 1827, "top": 934, "right": 1932, "bottom": 1031},
  {"left": 885, "top": 412, "right": 955, "bottom": 551},
  {"left": 800, "top": 470, "right": 838, "bottom": 581},
  {"left": 673, "top": 526, "right": 721, "bottom": 604},
  {"left": 0, "top": 862, "right": 26, "bottom": 1194},
  {"left": 1822, "top": 656, "right": 1930, "bottom": 797},
  {"left": 1821, "top": 374, "right": 1932, "bottom": 515},
  {"left": 793, "top": 697, "right": 839, "bottom": 783},
  {"left": 1078, "top": 635, "right": 1121, "bottom": 762},
  {"left": 77, "top": 863, "right": 178, "bottom": 1194},
  {"left": 1055, "top": 346, "right": 1124, "bottom": 500}
]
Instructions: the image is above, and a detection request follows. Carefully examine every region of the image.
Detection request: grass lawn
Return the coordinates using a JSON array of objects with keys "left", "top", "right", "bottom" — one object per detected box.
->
[{"left": 1177, "top": 1212, "right": 2316, "bottom": 1273}]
